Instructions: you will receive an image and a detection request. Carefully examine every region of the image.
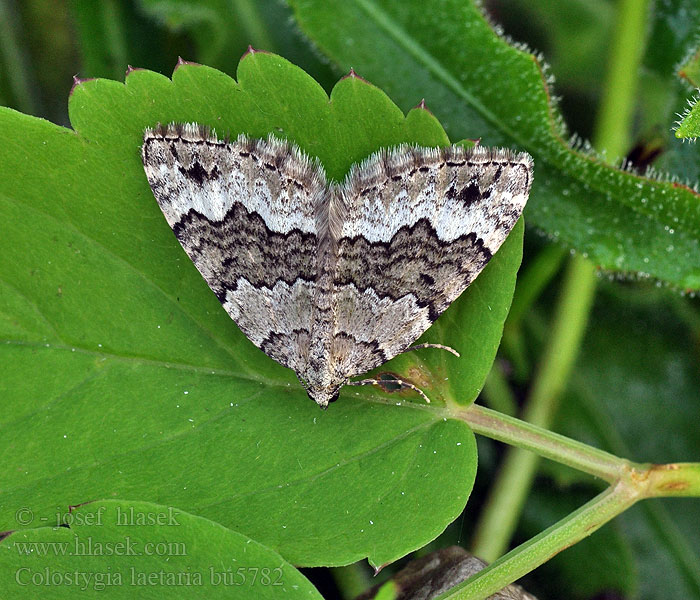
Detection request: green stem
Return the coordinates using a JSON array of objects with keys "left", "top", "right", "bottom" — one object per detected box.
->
[
  {"left": 480, "top": 365, "right": 518, "bottom": 416},
  {"left": 470, "top": 0, "right": 650, "bottom": 564},
  {"left": 520, "top": 255, "right": 597, "bottom": 427},
  {"left": 471, "top": 255, "right": 597, "bottom": 561},
  {"left": 505, "top": 244, "right": 566, "bottom": 330},
  {"left": 459, "top": 404, "right": 623, "bottom": 482},
  {"left": 233, "top": 0, "right": 278, "bottom": 53},
  {"left": 101, "top": 0, "right": 128, "bottom": 80},
  {"left": 440, "top": 470, "right": 700, "bottom": 600},
  {"left": 457, "top": 404, "right": 700, "bottom": 496},
  {"left": 441, "top": 406, "right": 700, "bottom": 600},
  {"left": 440, "top": 486, "right": 637, "bottom": 600},
  {"left": 644, "top": 462, "right": 700, "bottom": 498},
  {"left": 0, "top": 0, "right": 38, "bottom": 114},
  {"left": 592, "top": 0, "right": 650, "bottom": 160},
  {"left": 332, "top": 563, "right": 372, "bottom": 600},
  {"left": 500, "top": 244, "right": 566, "bottom": 381}
]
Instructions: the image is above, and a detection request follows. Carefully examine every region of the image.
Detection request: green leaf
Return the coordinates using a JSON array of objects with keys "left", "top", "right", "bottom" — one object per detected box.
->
[
  {"left": 0, "top": 52, "right": 523, "bottom": 568},
  {"left": 288, "top": 0, "right": 700, "bottom": 290},
  {"left": 679, "top": 45, "right": 700, "bottom": 88},
  {"left": 0, "top": 500, "right": 321, "bottom": 598},
  {"left": 675, "top": 94, "right": 700, "bottom": 140}
]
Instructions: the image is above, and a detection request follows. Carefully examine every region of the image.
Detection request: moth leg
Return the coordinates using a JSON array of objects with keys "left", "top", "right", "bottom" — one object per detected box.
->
[
  {"left": 402, "top": 343, "right": 460, "bottom": 358},
  {"left": 347, "top": 377, "right": 431, "bottom": 404}
]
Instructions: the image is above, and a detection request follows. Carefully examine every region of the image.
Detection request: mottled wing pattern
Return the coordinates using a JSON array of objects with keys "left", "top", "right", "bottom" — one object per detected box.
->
[
  {"left": 328, "top": 145, "right": 533, "bottom": 379},
  {"left": 141, "top": 124, "right": 326, "bottom": 374},
  {"left": 143, "top": 126, "right": 533, "bottom": 408}
]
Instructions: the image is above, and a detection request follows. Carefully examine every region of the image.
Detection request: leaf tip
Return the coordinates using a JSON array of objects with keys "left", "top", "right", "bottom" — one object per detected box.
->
[
  {"left": 411, "top": 97, "right": 434, "bottom": 115},
  {"left": 341, "top": 67, "right": 371, "bottom": 85},
  {"left": 241, "top": 45, "right": 272, "bottom": 60},
  {"left": 125, "top": 64, "right": 143, "bottom": 78},
  {"left": 175, "top": 56, "right": 201, "bottom": 71},
  {"left": 0, "top": 530, "right": 14, "bottom": 542},
  {"left": 70, "top": 74, "right": 96, "bottom": 96}
]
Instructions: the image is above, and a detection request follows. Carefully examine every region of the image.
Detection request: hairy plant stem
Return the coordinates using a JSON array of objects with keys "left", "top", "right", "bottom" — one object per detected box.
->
[
  {"left": 0, "top": 0, "right": 38, "bottom": 114},
  {"left": 461, "top": 404, "right": 621, "bottom": 482},
  {"left": 462, "top": 0, "right": 652, "bottom": 600},
  {"left": 440, "top": 403, "right": 700, "bottom": 600},
  {"left": 470, "top": 255, "right": 598, "bottom": 561},
  {"left": 459, "top": 404, "right": 700, "bottom": 497},
  {"left": 100, "top": 0, "right": 128, "bottom": 80},
  {"left": 469, "top": 0, "right": 651, "bottom": 571}
]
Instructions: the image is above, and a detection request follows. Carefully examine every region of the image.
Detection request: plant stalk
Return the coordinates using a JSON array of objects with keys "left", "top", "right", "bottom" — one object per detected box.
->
[
  {"left": 469, "top": 0, "right": 650, "bottom": 565},
  {"left": 440, "top": 486, "right": 635, "bottom": 600},
  {"left": 442, "top": 401, "right": 700, "bottom": 600},
  {"left": 459, "top": 404, "right": 623, "bottom": 482},
  {"left": 470, "top": 255, "right": 597, "bottom": 561},
  {"left": 592, "top": 0, "right": 650, "bottom": 161},
  {"left": 480, "top": 365, "right": 518, "bottom": 416},
  {"left": 438, "top": 460, "right": 700, "bottom": 600},
  {"left": 457, "top": 404, "right": 700, "bottom": 496},
  {"left": 332, "top": 562, "right": 372, "bottom": 600},
  {"left": 101, "top": 0, "right": 128, "bottom": 80},
  {"left": 0, "top": 0, "right": 38, "bottom": 114}
]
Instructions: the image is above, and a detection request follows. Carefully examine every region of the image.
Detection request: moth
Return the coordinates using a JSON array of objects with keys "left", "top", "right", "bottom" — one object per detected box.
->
[{"left": 142, "top": 123, "right": 532, "bottom": 408}]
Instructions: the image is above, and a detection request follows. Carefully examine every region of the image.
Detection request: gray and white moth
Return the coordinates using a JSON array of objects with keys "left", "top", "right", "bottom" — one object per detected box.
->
[{"left": 142, "top": 123, "right": 533, "bottom": 408}]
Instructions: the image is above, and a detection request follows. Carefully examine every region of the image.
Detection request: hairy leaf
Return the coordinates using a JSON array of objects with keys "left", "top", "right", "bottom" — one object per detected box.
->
[
  {"left": 676, "top": 95, "right": 700, "bottom": 140},
  {"left": 289, "top": 0, "right": 700, "bottom": 290}
]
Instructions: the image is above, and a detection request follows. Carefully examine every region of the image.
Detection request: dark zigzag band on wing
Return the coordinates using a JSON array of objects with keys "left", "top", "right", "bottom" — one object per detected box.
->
[
  {"left": 170, "top": 203, "right": 317, "bottom": 301},
  {"left": 173, "top": 204, "right": 495, "bottom": 322},
  {"left": 334, "top": 218, "right": 493, "bottom": 321},
  {"left": 142, "top": 124, "right": 534, "bottom": 407}
]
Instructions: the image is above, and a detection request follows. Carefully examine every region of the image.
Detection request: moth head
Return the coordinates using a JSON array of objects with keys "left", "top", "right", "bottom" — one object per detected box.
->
[{"left": 306, "top": 386, "right": 342, "bottom": 410}]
